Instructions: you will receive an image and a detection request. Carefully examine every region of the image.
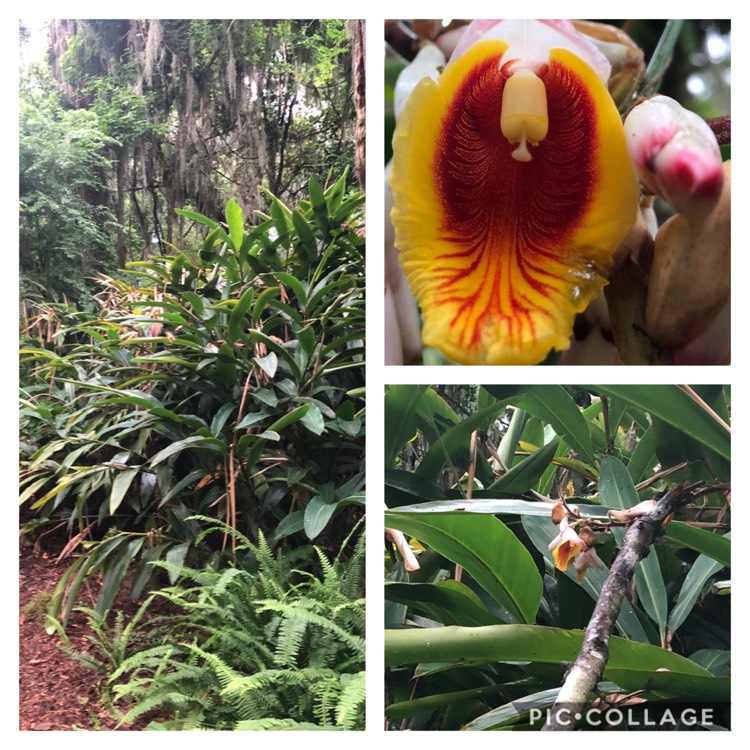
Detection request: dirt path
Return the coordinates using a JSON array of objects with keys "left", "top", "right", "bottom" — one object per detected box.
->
[{"left": 19, "top": 539, "right": 166, "bottom": 730}]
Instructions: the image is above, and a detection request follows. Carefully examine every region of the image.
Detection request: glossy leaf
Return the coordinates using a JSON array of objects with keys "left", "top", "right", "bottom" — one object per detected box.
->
[
  {"left": 586, "top": 385, "right": 730, "bottom": 461},
  {"left": 225, "top": 198, "right": 244, "bottom": 250},
  {"left": 149, "top": 436, "right": 226, "bottom": 467},
  {"left": 385, "top": 581, "right": 504, "bottom": 627},
  {"left": 665, "top": 522, "right": 731, "bottom": 568},
  {"left": 385, "top": 511, "right": 541, "bottom": 624},
  {"left": 384, "top": 385, "right": 429, "bottom": 468},
  {"left": 487, "top": 437, "right": 560, "bottom": 493},
  {"left": 519, "top": 386, "right": 595, "bottom": 464},
  {"left": 109, "top": 468, "right": 140, "bottom": 514},
  {"left": 668, "top": 533, "right": 729, "bottom": 633}
]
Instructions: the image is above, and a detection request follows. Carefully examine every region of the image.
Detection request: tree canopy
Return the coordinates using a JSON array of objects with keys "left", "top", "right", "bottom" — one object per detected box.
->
[{"left": 20, "top": 19, "right": 358, "bottom": 306}]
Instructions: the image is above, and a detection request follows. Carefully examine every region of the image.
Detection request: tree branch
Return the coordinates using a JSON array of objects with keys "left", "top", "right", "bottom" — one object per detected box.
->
[{"left": 542, "top": 482, "right": 706, "bottom": 731}]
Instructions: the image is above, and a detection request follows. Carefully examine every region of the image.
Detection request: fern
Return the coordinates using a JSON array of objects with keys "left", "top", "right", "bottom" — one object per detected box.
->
[{"left": 104, "top": 524, "right": 365, "bottom": 730}]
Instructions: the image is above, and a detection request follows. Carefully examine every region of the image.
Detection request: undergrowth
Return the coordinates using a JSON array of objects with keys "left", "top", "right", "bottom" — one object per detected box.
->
[{"left": 84, "top": 517, "right": 366, "bottom": 730}]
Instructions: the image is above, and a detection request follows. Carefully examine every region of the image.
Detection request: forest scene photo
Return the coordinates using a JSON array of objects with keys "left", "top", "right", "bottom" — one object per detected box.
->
[{"left": 19, "top": 18, "right": 365, "bottom": 730}]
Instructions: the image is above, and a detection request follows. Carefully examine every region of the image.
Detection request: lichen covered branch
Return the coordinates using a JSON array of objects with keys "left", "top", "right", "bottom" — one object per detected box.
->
[{"left": 542, "top": 483, "right": 703, "bottom": 731}]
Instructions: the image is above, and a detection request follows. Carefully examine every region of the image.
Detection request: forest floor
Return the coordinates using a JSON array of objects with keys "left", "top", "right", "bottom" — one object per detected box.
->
[{"left": 19, "top": 533, "right": 169, "bottom": 731}]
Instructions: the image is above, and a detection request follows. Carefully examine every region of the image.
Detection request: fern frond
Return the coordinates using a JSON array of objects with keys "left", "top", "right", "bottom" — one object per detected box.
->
[{"left": 335, "top": 670, "right": 366, "bottom": 730}]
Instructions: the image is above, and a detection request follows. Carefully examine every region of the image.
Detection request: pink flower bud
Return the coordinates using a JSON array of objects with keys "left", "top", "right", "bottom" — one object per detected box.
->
[{"left": 624, "top": 95, "right": 723, "bottom": 219}]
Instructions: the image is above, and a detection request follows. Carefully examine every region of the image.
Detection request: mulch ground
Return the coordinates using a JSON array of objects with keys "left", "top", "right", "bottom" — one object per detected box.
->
[{"left": 19, "top": 533, "right": 171, "bottom": 731}]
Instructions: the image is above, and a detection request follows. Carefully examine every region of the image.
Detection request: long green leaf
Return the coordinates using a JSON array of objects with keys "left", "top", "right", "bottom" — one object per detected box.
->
[
  {"left": 665, "top": 522, "right": 731, "bottom": 568},
  {"left": 586, "top": 385, "right": 730, "bottom": 461},
  {"left": 225, "top": 198, "right": 244, "bottom": 250},
  {"left": 487, "top": 437, "right": 560, "bottom": 493},
  {"left": 109, "top": 468, "right": 140, "bottom": 514},
  {"left": 390, "top": 497, "right": 609, "bottom": 519},
  {"left": 519, "top": 386, "right": 595, "bottom": 464},
  {"left": 384, "top": 385, "right": 429, "bottom": 468},
  {"left": 385, "top": 581, "right": 503, "bottom": 627},
  {"left": 96, "top": 537, "right": 145, "bottom": 615},
  {"left": 303, "top": 496, "right": 338, "bottom": 539},
  {"left": 384, "top": 624, "right": 726, "bottom": 700},
  {"left": 267, "top": 404, "right": 310, "bottom": 434},
  {"left": 227, "top": 286, "right": 255, "bottom": 344},
  {"left": 668, "top": 533, "right": 730, "bottom": 633},
  {"left": 385, "top": 511, "right": 541, "bottom": 624},
  {"left": 149, "top": 436, "right": 226, "bottom": 467}
]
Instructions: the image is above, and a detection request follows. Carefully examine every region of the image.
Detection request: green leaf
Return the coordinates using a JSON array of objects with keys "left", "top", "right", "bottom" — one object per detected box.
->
[
  {"left": 688, "top": 649, "right": 730, "bottom": 676},
  {"left": 149, "top": 436, "right": 226, "bottom": 467},
  {"left": 385, "top": 511, "right": 541, "bottom": 624},
  {"left": 517, "top": 386, "right": 595, "bottom": 464},
  {"left": 308, "top": 174, "right": 329, "bottom": 234},
  {"left": 227, "top": 285, "right": 255, "bottom": 344},
  {"left": 599, "top": 455, "right": 640, "bottom": 508},
  {"left": 462, "top": 687, "right": 562, "bottom": 730},
  {"left": 267, "top": 404, "right": 310, "bottom": 433},
  {"left": 387, "top": 683, "right": 516, "bottom": 722},
  {"left": 389, "top": 497, "right": 607, "bottom": 519},
  {"left": 291, "top": 209, "right": 317, "bottom": 255},
  {"left": 96, "top": 537, "right": 145, "bottom": 615},
  {"left": 384, "top": 624, "right": 725, "bottom": 700},
  {"left": 300, "top": 402, "right": 325, "bottom": 435},
  {"left": 164, "top": 542, "right": 190, "bottom": 584},
  {"left": 487, "top": 437, "right": 560, "bottom": 493},
  {"left": 273, "top": 271, "right": 308, "bottom": 306},
  {"left": 273, "top": 511, "right": 305, "bottom": 541},
  {"left": 384, "top": 385, "right": 429, "bottom": 468},
  {"left": 385, "top": 581, "right": 504, "bottom": 627},
  {"left": 211, "top": 403, "right": 236, "bottom": 437},
  {"left": 665, "top": 522, "right": 731, "bottom": 568},
  {"left": 254, "top": 352, "right": 278, "bottom": 379},
  {"left": 668, "top": 533, "right": 729, "bottom": 633},
  {"left": 109, "top": 468, "right": 140, "bottom": 514},
  {"left": 586, "top": 385, "right": 730, "bottom": 461},
  {"left": 175, "top": 207, "right": 220, "bottom": 230},
  {"left": 225, "top": 198, "right": 244, "bottom": 250},
  {"left": 303, "top": 495, "right": 338, "bottom": 539}
]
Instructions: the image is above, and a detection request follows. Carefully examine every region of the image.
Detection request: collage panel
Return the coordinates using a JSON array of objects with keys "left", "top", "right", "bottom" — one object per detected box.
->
[
  {"left": 385, "top": 20, "right": 730, "bottom": 366},
  {"left": 19, "top": 19, "right": 365, "bottom": 731},
  {"left": 384, "top": 384, "right": 731, "bottom": 731}
]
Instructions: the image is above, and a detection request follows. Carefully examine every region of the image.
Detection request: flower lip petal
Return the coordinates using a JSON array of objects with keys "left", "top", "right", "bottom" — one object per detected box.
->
[{"left": 390, "top": 35, "right": 639, "bottom": 365}]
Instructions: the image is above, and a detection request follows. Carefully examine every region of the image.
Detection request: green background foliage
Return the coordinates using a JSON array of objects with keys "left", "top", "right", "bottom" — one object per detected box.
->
[{"left": 384, "top": 385, "right": 730, "bottom": 731}]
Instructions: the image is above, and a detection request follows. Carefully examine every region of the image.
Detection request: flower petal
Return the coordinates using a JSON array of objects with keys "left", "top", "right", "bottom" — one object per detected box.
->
[
  {"left": 552, "top": 537, "right": 585, "bottom": 571},
  {"left": 390, "top": 32, "right": 639, "bottom": 365}
]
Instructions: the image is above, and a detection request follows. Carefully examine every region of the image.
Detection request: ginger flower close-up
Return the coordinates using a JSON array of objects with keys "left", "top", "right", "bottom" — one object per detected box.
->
[{"left": 385, "top": 19, "right": 731, "bottom": 365}]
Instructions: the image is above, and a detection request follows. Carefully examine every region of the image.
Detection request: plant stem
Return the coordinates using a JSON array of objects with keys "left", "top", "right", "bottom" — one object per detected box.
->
[{"left": 541, "top": 482, "right": 700, "bottom": 731}]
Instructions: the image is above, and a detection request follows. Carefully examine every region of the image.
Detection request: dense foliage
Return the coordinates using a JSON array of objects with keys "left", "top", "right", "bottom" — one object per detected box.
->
[
  {"left": 385, "top": 385, "right": 730, "bottom": 730},
  {"left": 52, "top": 520, "right": 365, "bottom": 730},
  {"left": 21, "top": 175, "right": 365, "bottom": 625},
  {"left": 20, "top": 19, "right": 358, "bottom": 306}
]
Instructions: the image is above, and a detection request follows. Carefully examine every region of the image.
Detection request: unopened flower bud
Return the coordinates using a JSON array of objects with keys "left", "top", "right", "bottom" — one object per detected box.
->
[
  {"left": 624, "top": 95, "right": 724, "bottom": 220},
  {"left": 551, "top": 502, "right": 566, "bottom": 524}
]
